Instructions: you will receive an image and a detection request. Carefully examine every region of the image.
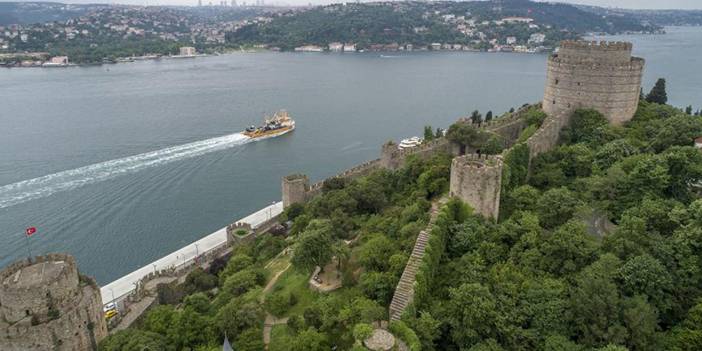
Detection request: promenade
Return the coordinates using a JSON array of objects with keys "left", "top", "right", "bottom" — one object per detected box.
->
[{"left": 100, "top": 201, "right": 284, "bottom": 305}]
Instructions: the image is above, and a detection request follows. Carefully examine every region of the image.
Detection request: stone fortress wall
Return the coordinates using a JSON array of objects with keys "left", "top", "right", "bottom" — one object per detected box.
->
[
  {"left": 0, "top": 254, "right": 107, "bottom": 351},
  {"left": 387, "top": 39, "right": 645, "bottom": 322},
  {"left": 281, "top": 104, "right": 534, "bottom": 208},
  {"left": 543, "top": 40, "right": 644, "bottom": 125}
]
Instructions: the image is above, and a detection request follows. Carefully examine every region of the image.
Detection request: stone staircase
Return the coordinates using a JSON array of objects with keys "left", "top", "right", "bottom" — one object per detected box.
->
[{"left": 388, "top": 198, "right": 446, "bottom": 322}]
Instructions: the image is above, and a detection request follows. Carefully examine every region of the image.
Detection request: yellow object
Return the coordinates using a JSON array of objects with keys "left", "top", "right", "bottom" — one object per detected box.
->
[{"left": 105, "top": 309, "right": 118, "bottom": 319}]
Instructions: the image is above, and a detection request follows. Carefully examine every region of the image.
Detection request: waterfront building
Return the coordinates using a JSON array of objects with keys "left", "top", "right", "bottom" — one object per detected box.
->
[
  {"left": 179, "top": 46, "right": 197, "bottom": 56},
  {"left": 328, "top": 42, "right": 343, "bottom": 52},
  {"left": 343, "top": 43, "right": 356, "bottom": 52}
]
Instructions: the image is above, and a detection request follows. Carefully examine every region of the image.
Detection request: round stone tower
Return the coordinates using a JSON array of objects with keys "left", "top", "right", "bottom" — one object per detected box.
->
[
  {"left": 0, "top": 254, "right": 107, "bottom": 351},
  {"left": 543, "top": 40, "right": 645, "bottom": 125},
  {"left": 449, "top": 154, "right": 503, "bottom": 220}
]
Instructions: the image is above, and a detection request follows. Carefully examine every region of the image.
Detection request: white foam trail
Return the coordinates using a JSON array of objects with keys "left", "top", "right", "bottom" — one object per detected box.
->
[{"left": 0, "top": 133, "right": 251, "bottom": 209}]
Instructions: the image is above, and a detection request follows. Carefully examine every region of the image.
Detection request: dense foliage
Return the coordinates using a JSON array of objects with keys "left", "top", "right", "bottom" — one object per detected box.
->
[
  {"left": 99, "top": 152, "right": 452, "bottom": 350},
  {"left": 407, "top": 100, "right": 702, "bottom": 351},
  {"left": 100, "top": 96, "right": 702, "bottom": 351}
]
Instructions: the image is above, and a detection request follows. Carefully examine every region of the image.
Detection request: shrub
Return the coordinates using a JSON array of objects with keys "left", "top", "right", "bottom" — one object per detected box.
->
[
  {"left": 353, "top": 323, "right": 374, "bottom": 342},
  {"left": 389, "top": 321, "right": 421, "bottom": 351}
]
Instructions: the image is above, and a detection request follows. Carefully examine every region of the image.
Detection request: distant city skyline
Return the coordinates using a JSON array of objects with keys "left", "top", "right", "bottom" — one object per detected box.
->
[{"left": 1, "top": 0, "right": 701, "bottom": 10}]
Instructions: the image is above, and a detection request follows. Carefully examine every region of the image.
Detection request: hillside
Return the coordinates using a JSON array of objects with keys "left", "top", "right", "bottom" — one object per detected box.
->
[
  {"left": 0, "top": 2, "right": 102, "bottom": 26},
  {"left": 577, "top": 5, "right": 702, "bottom": 27},
  {"left": 226, "top": 0, "right": 659, "bottom": 51}
]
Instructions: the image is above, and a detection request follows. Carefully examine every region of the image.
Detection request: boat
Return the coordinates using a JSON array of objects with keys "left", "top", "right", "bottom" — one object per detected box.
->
[
  {"left": 398, "top": 136, "right": 423, "bottom": 150},
  {"left": 243, "top": 110, "right": 295, "bottom": 139}
]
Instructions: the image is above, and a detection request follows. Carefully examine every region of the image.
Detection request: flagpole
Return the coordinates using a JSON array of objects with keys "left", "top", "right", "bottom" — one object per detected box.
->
[{"left": 24, "top": 231, "right": 32, "bottom": 260}]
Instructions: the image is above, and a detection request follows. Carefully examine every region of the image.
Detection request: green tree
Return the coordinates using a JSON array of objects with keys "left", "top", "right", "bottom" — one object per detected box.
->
[
  {"left": 216, "top": 298, "right": 264, "bottom": 338},
  {"left": 358, "top": 235, "right": 396, "bottom": 271},
  {"left": 447, "top": 283, "right": 498, "bottom": 348},
  {"left": 222, "top": 268, "right": 263, "bottom": 296},
  {"left": 565, "top": 109, "right": 609, "bottom": 145},
  {"left": 352, "top": 323, "right": 374, "bottom": 342},
  {"left": 535, "top": 187, "right": 581, "bottom": 229},
  {"left": 424, "top": 125, "right": 435, "bottom": 141},
  {"left": 670, "top": 302, "right": 702, "bottom": 351},
  {"left": 291, "top": 328, "right": 329, "bottom": 351},
  {"left": 292, "top": 219, "right": 335, "bottom": 272},
  {"left": 99, "top": 329, "right": 171, "bottom": 351},
  {"left": 234, "top": 327, "right": 265, "bottom": 351},
  {"left": 219, "top": 254, "right": 254, "bottom": 285},
  {"left": 446, "top": 122, "right": 490, "bottom": 150},
  {"left": 538, "top": 221, "right": 599, "bottom": 276},
  {"left": 485, "top": 110, "right": 494, "bottom": 122},
  {"left": 471, "top": 110, "right": 483, "bottom": 124},
  {"left": 571, "top": 254, "right": 627, "bottom": 348},
  {"left": 646, "top": 78, "right": 668, "bottom": 104},
  {"left": 621, "top": 295, "right": 660, "bottom": 351},
  {"left": 359, "top": 271, "right": 397, "bottom": 304}
]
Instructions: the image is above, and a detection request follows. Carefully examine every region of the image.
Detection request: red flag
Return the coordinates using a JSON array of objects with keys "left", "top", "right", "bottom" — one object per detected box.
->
[{"left": 26, "top": 227, "right": 36, "bottom": 236}]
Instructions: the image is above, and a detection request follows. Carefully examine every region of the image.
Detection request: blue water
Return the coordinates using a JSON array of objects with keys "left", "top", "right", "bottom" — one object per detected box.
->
[{"left": 1, "top": 27, "right": 700, "bottom": 284}]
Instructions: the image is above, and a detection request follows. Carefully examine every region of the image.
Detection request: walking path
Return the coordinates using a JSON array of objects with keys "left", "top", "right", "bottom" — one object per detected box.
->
[
  {"left": 261, "top": 258, "right": 293, "bottom": 349},
  {"left": 100, "top": 202, "right": 283, "bottom": 305}
]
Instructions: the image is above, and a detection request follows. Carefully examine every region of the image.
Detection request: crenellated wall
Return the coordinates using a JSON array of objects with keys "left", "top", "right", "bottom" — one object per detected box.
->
[
  {"left": 449, "top": 154, "right": 504, "bottom": 219},
  {"left": 543, "top": 40, "right": 644, "bottom": 125},
  {"left": 0, "top": 254, "right": 107, "bottom": 351}
]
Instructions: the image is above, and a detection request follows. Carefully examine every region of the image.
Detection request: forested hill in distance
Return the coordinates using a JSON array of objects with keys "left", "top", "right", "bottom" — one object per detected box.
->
[{"left": 226, "top": 0, "right": 660, "bottom": 51}]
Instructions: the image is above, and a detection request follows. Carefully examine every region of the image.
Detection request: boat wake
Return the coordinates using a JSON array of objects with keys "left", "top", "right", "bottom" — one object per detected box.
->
[{"left": 0, "top": 133, "right": 251, "bottom": 209}]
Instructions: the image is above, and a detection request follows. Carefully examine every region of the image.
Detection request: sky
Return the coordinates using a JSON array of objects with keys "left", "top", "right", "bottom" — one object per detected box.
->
[{"left": 2, "top": 0, "right": 701, "bottom": 10}]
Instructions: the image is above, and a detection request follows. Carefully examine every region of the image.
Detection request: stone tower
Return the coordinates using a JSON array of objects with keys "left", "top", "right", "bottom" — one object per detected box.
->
[
  {"left": 0, "top": 254, "right": 107, "bottom": 351},
  {"left": 449, "top": 154, "right": 503, "bottom": 220},
  {"left": 282, "top": 174, "right": 310, "bottom": 208},
  {"left": 543, "top": 40, "right": 645, "bottom": 125}
]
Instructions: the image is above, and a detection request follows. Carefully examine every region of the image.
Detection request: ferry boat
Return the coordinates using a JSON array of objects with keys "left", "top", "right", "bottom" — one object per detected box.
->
[
  {"left": 398, "top": 136, "right": 423, "bottom": 150},
  {"left": 243, "top": 110, "right": 295, "bottom": 139}
]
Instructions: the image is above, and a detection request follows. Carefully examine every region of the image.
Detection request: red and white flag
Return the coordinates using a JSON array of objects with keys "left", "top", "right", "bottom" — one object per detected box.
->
[{"left": 26, "top": 227, "right": 37, "bottom": 236}]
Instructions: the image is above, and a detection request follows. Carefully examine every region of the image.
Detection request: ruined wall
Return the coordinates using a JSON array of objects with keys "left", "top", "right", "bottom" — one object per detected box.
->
[
  {"left": 0, "top": 254, "right": 107, "bottom": 351},
  {"left": 543, "top": 40, "right": 644, "bottom": 125},
  {"left": 449, "top": 154, "right": 504, "bottom": 220}
]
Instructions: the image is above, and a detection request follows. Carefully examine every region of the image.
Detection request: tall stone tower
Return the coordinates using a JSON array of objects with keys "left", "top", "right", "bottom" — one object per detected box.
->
[
  {"left": 0, "top": 254, "right": 107, "bottom": 351},
  {"left": 282, "top": 174, "right": 310, "bottom": 208},
  {"left": 543, "top": 40, "right": 645, "bottom": 125},
  {"left": 449, "top": 154, "right": 503, "bottom": 220}
]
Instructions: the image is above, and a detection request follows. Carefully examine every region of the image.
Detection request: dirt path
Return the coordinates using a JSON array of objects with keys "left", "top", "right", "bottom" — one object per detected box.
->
[{"left": 260, "top": 260, "right": 293, "bottom": 349}]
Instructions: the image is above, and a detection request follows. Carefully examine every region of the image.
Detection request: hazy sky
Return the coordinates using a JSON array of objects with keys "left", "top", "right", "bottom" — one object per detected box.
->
[{"left": 3, "top": 0, "right": 701, "bottom": 10}]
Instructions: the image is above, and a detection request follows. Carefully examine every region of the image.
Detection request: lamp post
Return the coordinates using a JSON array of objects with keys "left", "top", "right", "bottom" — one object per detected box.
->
[
  {"left": 109, "top": 287, "right": 117, "bottom": 312},
  {"left": 152, "top": 263, "right": 157, "bottom": 274}
]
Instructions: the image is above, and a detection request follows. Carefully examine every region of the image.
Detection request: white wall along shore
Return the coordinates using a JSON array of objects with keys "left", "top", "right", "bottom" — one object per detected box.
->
[{"left": 100, "top": 201, "right": 283, "bottom": 306}]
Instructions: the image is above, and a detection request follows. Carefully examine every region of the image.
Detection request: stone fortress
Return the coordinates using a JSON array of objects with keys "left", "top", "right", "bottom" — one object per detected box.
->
[
  {"left": 0, "top": 40, "right": 644, "bottom": 350},
  {"left": 543, "top": 40, "right": 645, "bottom": 125},
  {"left": 281, "top": 40, "right": 645, "bottom": 321},
  {"left": 0, "top": 254, "right": 107, "bottom": 351}
]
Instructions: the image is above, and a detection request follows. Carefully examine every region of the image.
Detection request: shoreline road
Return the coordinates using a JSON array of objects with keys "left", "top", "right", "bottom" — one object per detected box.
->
[{"left": 100, "top": 201, "right": 284, "bottom": 306}]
